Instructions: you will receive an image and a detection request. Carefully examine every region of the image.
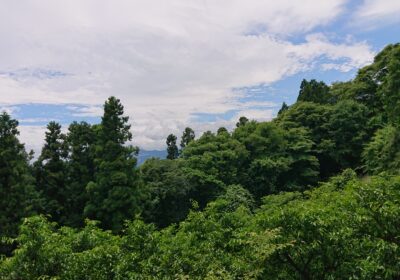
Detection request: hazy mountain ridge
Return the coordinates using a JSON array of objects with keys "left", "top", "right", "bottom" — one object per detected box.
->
[{"left": 137, "top": 149, "right": 167, "bottom": 165}]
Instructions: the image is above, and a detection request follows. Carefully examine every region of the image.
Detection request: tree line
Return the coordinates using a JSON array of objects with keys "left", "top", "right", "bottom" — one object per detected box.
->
[{"left": 1, "top": 43, "right": 400, "bottom": 279}]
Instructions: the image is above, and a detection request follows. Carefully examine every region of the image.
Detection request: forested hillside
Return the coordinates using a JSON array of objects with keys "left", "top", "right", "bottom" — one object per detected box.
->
[{"left": 1, "top": 43, "right": 400, "bottom": 279}]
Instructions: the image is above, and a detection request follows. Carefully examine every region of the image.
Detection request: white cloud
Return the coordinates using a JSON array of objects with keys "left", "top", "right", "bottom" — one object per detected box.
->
[
  {"left": 0, "top": 0, "right": 375, "bottom": 150},
  {"left": 0, "top": 105, "right": 20, "bottom": 115},
  {"left": 67, "top": 105, "right": 103, "bottom": 117},
  {"left": 289, "top": 33, "right": 374, "bottom": 72},
  {"left": 19, "top": 118, "right": 60, "bottom": 123},
  {"left": 19, "top": 125, "right": 70, "bottom": 157},
  {"left": 353, "top": 0, "right": 400, "bottom": 27},
  {"left": 18, "top": 125, "right": 47, "bottom": 154},
  {"left": 232, "top": 109, "right": 274, "bottom": 123}
]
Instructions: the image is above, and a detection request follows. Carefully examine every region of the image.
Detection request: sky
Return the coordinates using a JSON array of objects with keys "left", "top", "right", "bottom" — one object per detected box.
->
[{"left": 0, "top": 0, "right": 400, "bottom": 153}]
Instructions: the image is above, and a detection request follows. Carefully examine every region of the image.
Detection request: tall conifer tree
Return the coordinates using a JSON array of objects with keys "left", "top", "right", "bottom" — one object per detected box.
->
[
  {"left": 84, "top": 97, "right": 139, "bottom": 231},
  {"left": 166, "top": 134, "right": 179, "bottom": 159},
  {"left": 34, "top": 121, "right": 67, "bottom": 223},
  {"left": 64, "top": 121, "right": 95, "bottom": 227},
  {"left": 0, "top": 112, "right": 39, "bottom": 254},
  {"left": 180, "top": 127, "right": 195, "bottom": 149}
]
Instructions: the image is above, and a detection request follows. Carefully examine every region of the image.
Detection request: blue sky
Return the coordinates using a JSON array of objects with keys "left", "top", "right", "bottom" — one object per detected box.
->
[{"left": 0, "top": 0, "right": 399, "bottom": 152}]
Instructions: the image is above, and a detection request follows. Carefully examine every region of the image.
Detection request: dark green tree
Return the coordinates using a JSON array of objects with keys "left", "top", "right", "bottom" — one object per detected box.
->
[
  {"left": 84, "top": 97, "right": 140, "bottom": 232},
  {"left": 217, "top": 127, "right": 228, "bottom": 135},
  {"left": 277, "top": 102, "right": 289, "bottom": 115},
  {"left": 329, "top": 44, "right": 400, "bottom": 127},
  {"left": 276, "top": 101, "right": 336, "bottom": 177},
  {"left": 166, "top": 134, "right": 179, "bottom": 160},
  {"left": 0, "top": 112, "right": 40, "bottom": 255},
  {"left": 378, "top": 44, "right": 400, "bottom": 124},
  {"left": 297, "top": 79, "right": 331, "bottom": 104},
  {"left": 232, "top": 119, "right": 258, "bottom": 143},
  {"left": 240, "top": 122, "right": 319, "bottom": 198},
  {"left": 34, "top": 121, "right": 68, "bottom": 223},
  {"left": 362, "top": 124, "right": 400, "bottom": 175},
  {"left": 140, "top": 158, "right": 194, "bottom": 227},
  {"left": 182, "top": 131, "right": 249, "bottom": 186},
  {"left": 180, "top": 127, "right": 195, "bottom": 149},
  {"left": 64, "top": 121, "right": 96, "bottom": 227},
  {"left": 326, "top": 100, "right": 369, "bottom": 169},
  {"left": 277, "top": 100, "right": 370, "bottom": 177},
  {"left": 236, "top": 116, "right": 249, "bottom": 127}
]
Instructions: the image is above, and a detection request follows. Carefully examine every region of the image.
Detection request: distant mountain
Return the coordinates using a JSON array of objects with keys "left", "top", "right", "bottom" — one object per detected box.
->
[{"left": 137, "top": 149, "right": 167, "bottom": 165}]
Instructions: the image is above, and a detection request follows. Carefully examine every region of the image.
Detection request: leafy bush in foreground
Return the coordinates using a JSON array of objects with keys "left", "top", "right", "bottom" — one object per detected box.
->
[{"left": 2, "top": 173, "right": 399, "bottom": 279}]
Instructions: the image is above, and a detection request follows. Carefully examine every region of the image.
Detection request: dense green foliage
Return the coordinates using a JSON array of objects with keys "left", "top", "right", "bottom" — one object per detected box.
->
[
  {"left": 139, "top": 158, "right": 194, "bottom": 227},
  {"left": 1, "top": 43, "right": 400, "bottom": 278},
  {"left": 363, "top": 124, "right": 400, "bottom": 175},
  {"left": 277, "top": 100, "right": 370, "bottom": 177},
  {"left": 1, "top": 172, "right": 399, "bottom": 279}
]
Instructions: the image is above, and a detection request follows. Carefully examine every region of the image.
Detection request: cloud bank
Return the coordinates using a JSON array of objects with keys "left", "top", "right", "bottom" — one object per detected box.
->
[
  {"left": 0, "top": 0, "right": 376, "bottom": 151},
  {"left": 354, "top": 0, "right": 400, "bottom": 28}
]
